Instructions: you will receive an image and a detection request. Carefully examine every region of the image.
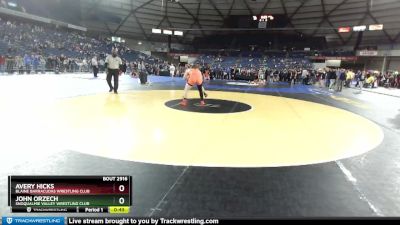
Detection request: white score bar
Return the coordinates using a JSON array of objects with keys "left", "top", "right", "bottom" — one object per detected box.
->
[
  {"left": 252, "top": 15, "right": 274, "bottom": 22},
  {"left": 353, "top": 25, "right": 367, "bottom": 32},
  {"left": 163, "top": 29, "right": 173, "bottom": 35},
  {"left": 174, "top": 31, "right": 183, "bottom": 36},
  {"left": 339, "top": 24, "right": 383, "bottom": 32},
  {"left": 369, "top": 24, "right": 383, "bottom": 31},
  {"left": 152, "top": 28, "right": 183, "bottom": 36},
  {"left": 151, "top": 28, "right": 162, "bottom": 34}
]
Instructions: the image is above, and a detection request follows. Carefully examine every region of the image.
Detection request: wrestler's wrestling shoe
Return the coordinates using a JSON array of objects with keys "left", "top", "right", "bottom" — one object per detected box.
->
[
  {"left": 204, "top": 92, "right": 208, "bottom": 98},
  {"left": 200, "top": 100, "right": 205, "bottom": 106},
  {"left": 179, "top": 99, "right": 188, "bottom": 106}
]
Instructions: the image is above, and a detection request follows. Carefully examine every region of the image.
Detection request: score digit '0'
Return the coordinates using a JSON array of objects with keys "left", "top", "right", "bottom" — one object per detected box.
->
[{"left": 119, "top": 197, "right": 125, "bottom": 205}]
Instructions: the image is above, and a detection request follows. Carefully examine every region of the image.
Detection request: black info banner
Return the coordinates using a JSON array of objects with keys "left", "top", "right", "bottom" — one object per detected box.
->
[{"left": 67, "top": 218, "right": 219, "bottom": 225}]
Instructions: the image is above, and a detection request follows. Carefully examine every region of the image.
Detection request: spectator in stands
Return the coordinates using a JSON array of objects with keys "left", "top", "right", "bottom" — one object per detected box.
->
[
  {"left": 258, "top": 68, "right": 264, "bottom": 82},
  {"left": 345, "top": 70, "right": 354, "bottom": 87},
  {"left": 336, "top": 69, "right": 346, "bottom": 92},
  {"left": 15, "top": 56, "right": 23, "bottom": 74},
  {"left": 328, "top": 68, "right": 337, "bottom": 91},
  {"left": 91, "top": 55, "right": 98, "bottom": 78},
  {"left": 335, "top": 68, "right": 341, "bottom": 87},
  {"left": 82, "top": 58, "right": 88, "bottom": 72},
  {"left": 289, "top": 69, "right": 296, "bottom": 85},
  {"left": 121, "top": 60, "right": 127, "bottom": 75},
  {"left": 137, "top": 60, "right": 144, "bottom": 74},
  {"left": 356, "top": 71, "right": 366, "bottom": 92},
  {"left": 366, "top": 74, "right": 376, "bottom": 88},
  {"left": 264, "top": 68, "right": 269, "bottom": 83},
  {"left": 169, "top": 63, "right": 176, "bottom": 80},
  {"left": 63, "top": 57, "right": 69, "bottom": 73},
  {"left": 377, "top": 72, "right": 384, "bottom": 87},
  {"left": 296, "top": 69, "right": 301, "bottom": 84},
  {"left": 6, "top": 55, "right": 14, "bottom": 74},
  {"left": 281, "top": 69, "right": 288, "bottom": 82},
  {"left": 69, "top": 58, "right": 76, "bottom": 73},
  {"left": 129, "top": 62, "right": 137, "bottom": 77},
  {"left": 325, "top": 68, "right": 330, "bottom": 88},
  {"left": 23, "top": 54, "right": 31, "bottom": 74},
  {"left": 301, "top": 69, "right": 309, "bottom": 85},
  {"left": 32, "top": 54, "right": 39, "bottom": 74},
  {"left": 273, "top": 69, "right": 279, "bottom": 82},
  {"left": 203, "top": 66, "right": 211, "bottom": 81},
  {"left": 309, "top": 70, "right": 316, "bottom": 84},
  {"left": 0, "top": 54, "right": 5, "bottom": 74},
  {"left": 99, "top": 58, "right": 105, "bottom": 73},
  {"left": 39, "top": 55, "right": 46, "bottom": 73},
  {"left": 318, "top": 69, "right": 326, "bottom": 87},
  {"left": 354, "top": 70, "right": 361, "bottom": 88}
]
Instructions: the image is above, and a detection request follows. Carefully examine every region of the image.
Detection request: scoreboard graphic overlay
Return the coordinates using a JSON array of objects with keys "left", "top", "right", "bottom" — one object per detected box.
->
[{"left": 8, "top": 176, "right": 132, "bottom": 213}]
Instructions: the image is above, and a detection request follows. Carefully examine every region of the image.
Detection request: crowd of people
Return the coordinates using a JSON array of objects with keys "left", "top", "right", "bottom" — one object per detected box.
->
[
  {"left": 313, "top": 69, "right": 400, "bottom": 90},
  {"left": 1, "top": 16, "right": 399, "bottom": 92},
  {"left": 0, "top": 16, "right": 170, "bottom": 75},
  {"left": 195, "top": 53, "right": 312, "bottom": 77},
  {"left": 173, "top": 63, "right": 400, "bottom": 91},
  {"left": 375, "top": 71, "right": 400, "bottom": 88},
  {"left": 188, "top": 52, "right": 400, "bottom": 90}
]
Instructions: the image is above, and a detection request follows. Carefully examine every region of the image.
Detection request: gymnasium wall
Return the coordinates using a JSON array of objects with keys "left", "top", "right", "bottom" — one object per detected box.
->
[{"left": 359, "top": 56, "right": 400, "bottom": 71}]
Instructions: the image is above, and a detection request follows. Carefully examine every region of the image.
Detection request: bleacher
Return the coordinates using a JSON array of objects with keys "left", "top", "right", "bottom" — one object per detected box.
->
[
  {"left": 0, "top": 17, "right": 160, "bottom": 65},
  {"left": 196, "top": 52, "right": 313, "bottom": 70}
]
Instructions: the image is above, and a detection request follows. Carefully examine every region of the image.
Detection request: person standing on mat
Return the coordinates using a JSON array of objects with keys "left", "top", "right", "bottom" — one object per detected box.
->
[
  {"left": 105, "top": 50, "right": 122, "bottom": 94},
  {"left": 180, "top": 64, "right": 205, "bottom": 106},
  {"left": 91, "top": 55, "right": 98, "bottom": 78},
  {"left": 169, "top": 63, "right": 176, "bottom": 80}
]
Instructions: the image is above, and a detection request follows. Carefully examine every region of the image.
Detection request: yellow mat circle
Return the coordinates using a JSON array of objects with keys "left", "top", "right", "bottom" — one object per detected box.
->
[{"left": 2, "top": 90, "right": 384, "bottom": 167}]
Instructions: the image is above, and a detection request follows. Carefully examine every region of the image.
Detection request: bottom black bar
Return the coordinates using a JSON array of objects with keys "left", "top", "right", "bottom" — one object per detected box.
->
[
  {"left": 67, "top": 218, "right": 220, "bottom": 225},
  {"left": 66, "top": 218, "right": 400, "bottom": 225}
]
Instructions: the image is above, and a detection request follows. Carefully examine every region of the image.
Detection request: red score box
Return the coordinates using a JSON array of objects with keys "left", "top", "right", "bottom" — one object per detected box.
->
[
  {"left": 338, "top": 27, "right": 351, "bottom": 33},
  {"left": 15, "top": 184, "right": 130, "bottom": 195}
]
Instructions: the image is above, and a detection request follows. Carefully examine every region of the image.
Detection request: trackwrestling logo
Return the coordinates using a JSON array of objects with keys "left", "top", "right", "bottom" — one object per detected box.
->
[{"left": 2, "top": 217, "right": 65, "bottom": 225}]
